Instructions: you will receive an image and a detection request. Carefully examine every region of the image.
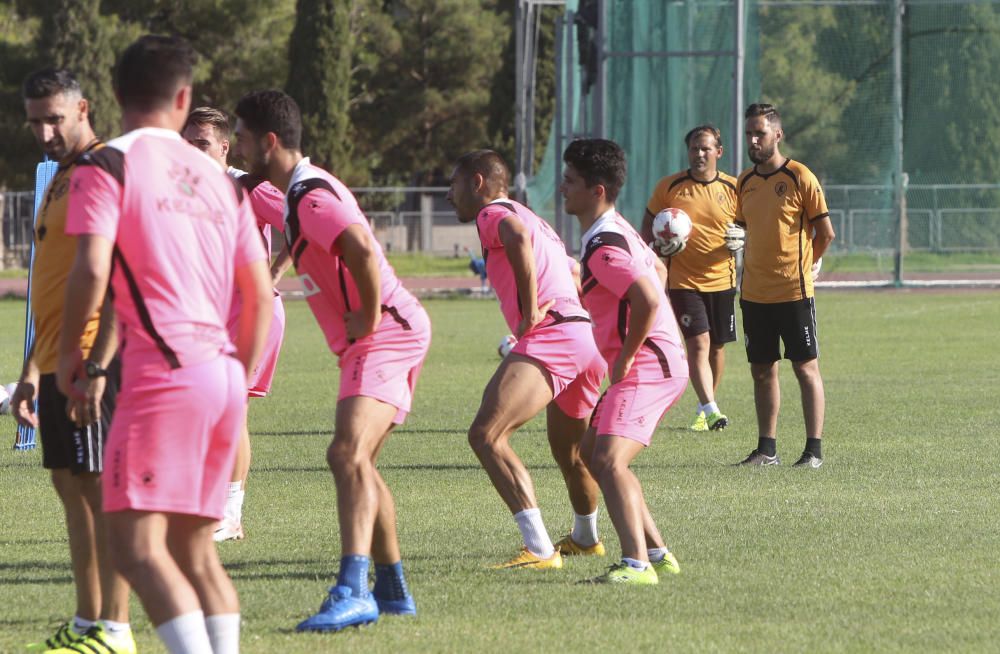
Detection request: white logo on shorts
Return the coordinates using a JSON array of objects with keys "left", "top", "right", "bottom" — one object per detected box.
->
[
  {"left": 299, "top": 273, "right": 322, "bottom": 297},
  {"left": 681, "top": 314, "right": 692, "bottom": 327}
]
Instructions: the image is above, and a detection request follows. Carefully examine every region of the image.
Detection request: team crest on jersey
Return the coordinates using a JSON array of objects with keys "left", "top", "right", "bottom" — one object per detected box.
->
[
  {"left": 775, "top": 181, "right": 788, "bottom": 197},
  {"left": 716, "top": 192, "right": 726, "bottom": 205}
]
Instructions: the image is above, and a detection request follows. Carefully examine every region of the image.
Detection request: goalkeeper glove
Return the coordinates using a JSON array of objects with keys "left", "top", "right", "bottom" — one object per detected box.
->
[{"left": 724, "top": 223, "right": 746, "bottom": 252}]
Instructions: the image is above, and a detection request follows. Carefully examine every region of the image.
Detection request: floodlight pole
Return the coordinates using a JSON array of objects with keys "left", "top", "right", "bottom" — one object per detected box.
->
[
  {"left": 892, "top": 0, "right": 907, "bottom": 286},
  {"left": 594, "top": 0, "right": 607, "bottom": 138}
]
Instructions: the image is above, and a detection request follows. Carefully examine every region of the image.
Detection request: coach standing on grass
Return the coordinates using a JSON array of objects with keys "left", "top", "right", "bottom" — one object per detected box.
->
[
  {"left": 15, "top": 68, "right": 136, "bottom": 654},
  {"left": 735, "top": 103, "right": 835, "bottom": 468}
]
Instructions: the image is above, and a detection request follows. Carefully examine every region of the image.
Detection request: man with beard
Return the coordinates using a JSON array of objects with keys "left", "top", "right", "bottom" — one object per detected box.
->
[
  {"left": 735, "top": 104, "right": 835, "bottom": 467},
  {"left": 16, "top": 67, "right": 136, "bottom": 654},
  {"left": 641, "top": 125, "right": 739, "bottom": 433}
]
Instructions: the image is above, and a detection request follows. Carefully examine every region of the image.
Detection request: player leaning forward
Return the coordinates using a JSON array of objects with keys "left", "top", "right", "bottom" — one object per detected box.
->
[
  {"left": 561, "top": 138, "right": 687, "bottom": 584},
  {"left": 234, "top": 90, "right": 431, "bottom": 631},
  {"left": 448, "top": 150, "right": 607, "bottom": 570},
  {"left": 57, "top": 35, "right": 273, "bottom": 653},
  {"left": 736, "top": 103, "right": 834, "bottom": 467},
  {"left": 642, "top": 125, "right": 741, "bottom": 432}
]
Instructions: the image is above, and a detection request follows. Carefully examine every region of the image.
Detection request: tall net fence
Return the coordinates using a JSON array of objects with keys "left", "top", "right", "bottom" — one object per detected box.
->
[{"left": 528, "top": 0, "right": 1000, "bottom": 285}]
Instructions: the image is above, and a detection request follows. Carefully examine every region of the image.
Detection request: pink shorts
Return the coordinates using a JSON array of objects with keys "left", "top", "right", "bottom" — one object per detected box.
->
[
  {"left": 592, "top": 356, "right": 688, "bottom": 446},
  {"left": 512, "top": 318, "right": 605, "bottom": 419},
  {"left": 338, "top": 305, "right": 431, "bottom": 424},
  {"left": 248, "top": 294, "right": 286, "bottom": 397},
  {"left": 102, "top": 356, "right": 245, "bottom": 519}
]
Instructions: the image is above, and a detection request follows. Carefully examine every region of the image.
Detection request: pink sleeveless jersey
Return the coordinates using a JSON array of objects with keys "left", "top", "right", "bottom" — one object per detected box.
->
[
  {"left": 579, "top": 210, "right": 686, "bottom": 377},
  {"left": 283, "top": 158, "right": 425, "bottom": 357},
  {"left": 65, "top": 128, "right": 267, "bottom": 374},
  {"left": 475, "top": 199, "right": 588, "bottom": 333}
]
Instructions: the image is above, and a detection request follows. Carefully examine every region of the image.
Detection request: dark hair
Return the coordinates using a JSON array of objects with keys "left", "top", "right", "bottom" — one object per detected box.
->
[
  {"left": 454, "top": 150, "right": 510, "bottom": 195},
  {"left": 745, "top": 103, "right": 782, "bottom": 128},
  {"left": 684, "top": 124, "right": 722, "bottom": 148},
  {"left": 184, "top": 106, "right": 230, "bottom": 139},
  {"left": 234, "top": 90, "right": 302, "bottom": 150},
  {"left": 115, "top": 35, "right": 197, "bottom": 112},
  {"left": 22, "top": 68, "right": 82, "bottom": 100},
  {"left": 561, "top": 138, "right": 627, "bottom": 202}
]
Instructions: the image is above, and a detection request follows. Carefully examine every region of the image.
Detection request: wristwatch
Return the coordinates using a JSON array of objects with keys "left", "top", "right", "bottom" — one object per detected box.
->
[{"left": 84, "top": 361, "right": 108, "bottom": 379}]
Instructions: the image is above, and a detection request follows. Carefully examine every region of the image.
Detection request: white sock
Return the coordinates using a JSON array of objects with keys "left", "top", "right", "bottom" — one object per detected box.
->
[
  {"left": 205, "top": 613, "right": 240, "bottom": 654},
  {"left": 513, "top": 507, "right": 555, "bottom": 558},
  {"left": 699, "top": 401, "right": 719, "bottom": 415},
  {"left": 571, "top": 510, "right": 599, "bottom": 547},
  {"left": 98, "top": 620, "right": 132, "bottom": 645},
  {"left": 72, "top": 616, "right": 95, "bottom": 635},
  {"left": 622, "top": 557, "right": 649, "bottom": 570},
  {"left": 224, "top": 483, "right": 244, "bottom": 524},
  {"left": 156, "top": 611, "right": 212, "bottom": 654},
  {"left": 648, "top": 547, "right": 669, "bottom": 562}
]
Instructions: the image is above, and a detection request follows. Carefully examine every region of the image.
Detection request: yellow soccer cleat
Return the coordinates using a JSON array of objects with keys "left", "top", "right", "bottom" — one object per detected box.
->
[
  {"left": 44, "top": 624, "right": 136, "bottom": 654},
  {"left": 491, "top": 547, "right": 564, "bottom": 570},
  {"left": 554, "top": 534, "right": 606, "bottom": 557},
  {"left": 651, "top": 551, "right": 681, "bottom": 576},
  {"left": 690, "top": 411, "right": 708, "bottom": 432},
  {"left": 587, "top": 561, "right": 659, "bottom": 585},
  {"left": 26, "top": 623, "right": 83, "bottom": 652}
]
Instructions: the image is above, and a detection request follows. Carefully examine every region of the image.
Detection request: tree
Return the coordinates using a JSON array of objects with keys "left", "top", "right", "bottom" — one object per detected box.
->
[
  {"left": 286, "top": 0, "right": 356, "bottom": 181},
  {"left": 37, "top": 0, "right": 120, "bottom": 141}
]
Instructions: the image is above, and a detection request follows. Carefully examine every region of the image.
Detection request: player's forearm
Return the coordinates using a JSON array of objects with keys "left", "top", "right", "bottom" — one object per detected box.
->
[
  {"left": 621, "top": 279, "right": 659, "bottom": 362},
  {"left": 234, "top": 260, "right": 273, "bottom": 373},
  {"left": 59, "top": 262, "right": 108, "bottom": 361},
  {"left": 641, "top": 210, "right": 656, "bottom": 244},
  {"left": 813, "top": 232, "right": 834, "bottom": 261},
  {"left": 653, "top": 256, "right": 668, "bottom": 288},
  {"left": 20, "top": 342, "right": 38, "bottom": 382},
  {"left": 270, "top": 238, "right": 293, "bottom": 285},
  {"left": 88, "top": 294, "right": 118, "bottom": 367},
  {"left": 344, "top": 244, "right": 382, "bottom": 330},
  {"left": 502, "top": 230, "right": 539, "bottom": 312}
]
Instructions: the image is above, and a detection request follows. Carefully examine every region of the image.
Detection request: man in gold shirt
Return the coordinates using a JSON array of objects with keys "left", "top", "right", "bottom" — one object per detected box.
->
[
  {"left": 735, "top": 104, "right": 835, "bottom": 467},
  {"left": 13, "top": 68, "right": 135, "bottom": 653},
  {"left": 642, "top": 125, "right": 739, "bottom": 432}
]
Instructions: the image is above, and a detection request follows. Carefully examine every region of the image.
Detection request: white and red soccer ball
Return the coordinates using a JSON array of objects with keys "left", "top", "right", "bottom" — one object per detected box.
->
[
  {"left": 498, "top": 334, "right": 517, "bottom": 358},
  {"left": 652, "top": 208, "right": 693, "bottom": 243}
]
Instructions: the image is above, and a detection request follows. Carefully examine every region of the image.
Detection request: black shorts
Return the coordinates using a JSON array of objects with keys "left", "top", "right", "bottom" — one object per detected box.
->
[
  {"left": 740, "top": 298, "right": 819, "bottom": 364},
  {"left": 38, "top": 359, "right": 120, "bottom": 473},
  {"left": 668, "top": 288, "right": 737, "bottom": 344}
]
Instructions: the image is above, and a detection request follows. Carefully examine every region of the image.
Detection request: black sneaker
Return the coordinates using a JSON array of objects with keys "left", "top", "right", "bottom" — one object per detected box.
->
[
  {"left": 792, "top": 451, "right": 823, "bottom": 468},
  {"left": 736, "top": 449, "right": 780, "bottom": 466}
]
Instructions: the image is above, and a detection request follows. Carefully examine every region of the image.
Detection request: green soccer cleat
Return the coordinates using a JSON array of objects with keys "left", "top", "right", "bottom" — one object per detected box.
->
[
  {"left": 690, "top": 411, "right": 708, "bottom": 432},
  {"left": 43, "top": 624, "right": 136, "bottom": 654},
  {"left": 587, "top": 561, "right": 659, "bottom": 585},
  {"left": 706, "top": 411, "right": 729, "bottom": 431},
  {"left": 25, "top": 623, "right": 83, "bottom": 652},
  {"left": 651, "top": 551, "right": 681, "bottom": 576}
]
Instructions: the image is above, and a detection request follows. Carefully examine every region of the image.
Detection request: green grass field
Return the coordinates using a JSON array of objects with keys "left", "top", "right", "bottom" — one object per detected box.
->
[{"left": 2, "top": 292, "right": 999, "bottom": 652}]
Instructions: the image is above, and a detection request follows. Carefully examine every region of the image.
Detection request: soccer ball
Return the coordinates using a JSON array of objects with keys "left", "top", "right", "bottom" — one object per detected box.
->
[
  {"left": 498, "top": 334, "right": 517, "bottom": 358},
  {"left": 0, "top": 382, "right": 14, "bottom": 415},
  {"left": 652, "top": 208, "right": 693, "bottom": 242}
]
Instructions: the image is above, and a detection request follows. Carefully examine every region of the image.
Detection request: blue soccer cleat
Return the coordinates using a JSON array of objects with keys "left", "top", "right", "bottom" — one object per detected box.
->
[
  {"left": 296, "top": 586, "right": 379, "bottom": 632},
  {"left": 374, "top": 594, "right": 417, "bottom": 616}
]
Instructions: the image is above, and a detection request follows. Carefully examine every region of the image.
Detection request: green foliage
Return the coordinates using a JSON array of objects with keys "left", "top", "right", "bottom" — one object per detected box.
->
[
  {"left": 2, "top": 292, "right": 1000, "bottom": 652},
  {"left": 0, "top": 3, "right": 41, "bottom": 188},
  {"left": 287, "top": 0, "right": 355, "bottom": 181}
]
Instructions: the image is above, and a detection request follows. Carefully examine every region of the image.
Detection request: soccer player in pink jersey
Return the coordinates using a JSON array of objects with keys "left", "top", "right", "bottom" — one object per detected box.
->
[
  {"left": 234, "top": 90, "right": 431, "bottom": 632},
  {"left": 56, "top": 36, "right": 273, "bottom": 653},
  {"left": 182, "top": 106, "right": 292, "bottom": 542},
  {"left": 561, "top": 138, "right": 688, "bottom": 584},
  {"left": 448, "top": 150, "right": 607, "bottom": 570}
]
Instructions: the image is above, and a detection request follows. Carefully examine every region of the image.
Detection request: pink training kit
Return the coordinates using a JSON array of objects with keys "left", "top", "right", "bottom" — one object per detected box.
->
[
  {"left": 284, "top": 158, "right": 431, "bottom": 422},
  {"left": 66, "top": 127, "right": 268, "bottom": 516},
  {"left": 579, "top": 210, "right": 688, "bottom": 445},
  {"left": 476, "top": 199, "right": 604, "bottom": 418},
  {"left": 227, "top": 168, "right": 287, "bottom": 396}
]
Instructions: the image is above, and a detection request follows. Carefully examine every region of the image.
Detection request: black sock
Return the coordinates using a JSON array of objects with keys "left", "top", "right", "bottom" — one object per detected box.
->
[
  {"left": 757, "top": 437, "right": 776, "bottom": 457},
  {"left": 805, "top": 438, "right": 822, "bottom": 458}
]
